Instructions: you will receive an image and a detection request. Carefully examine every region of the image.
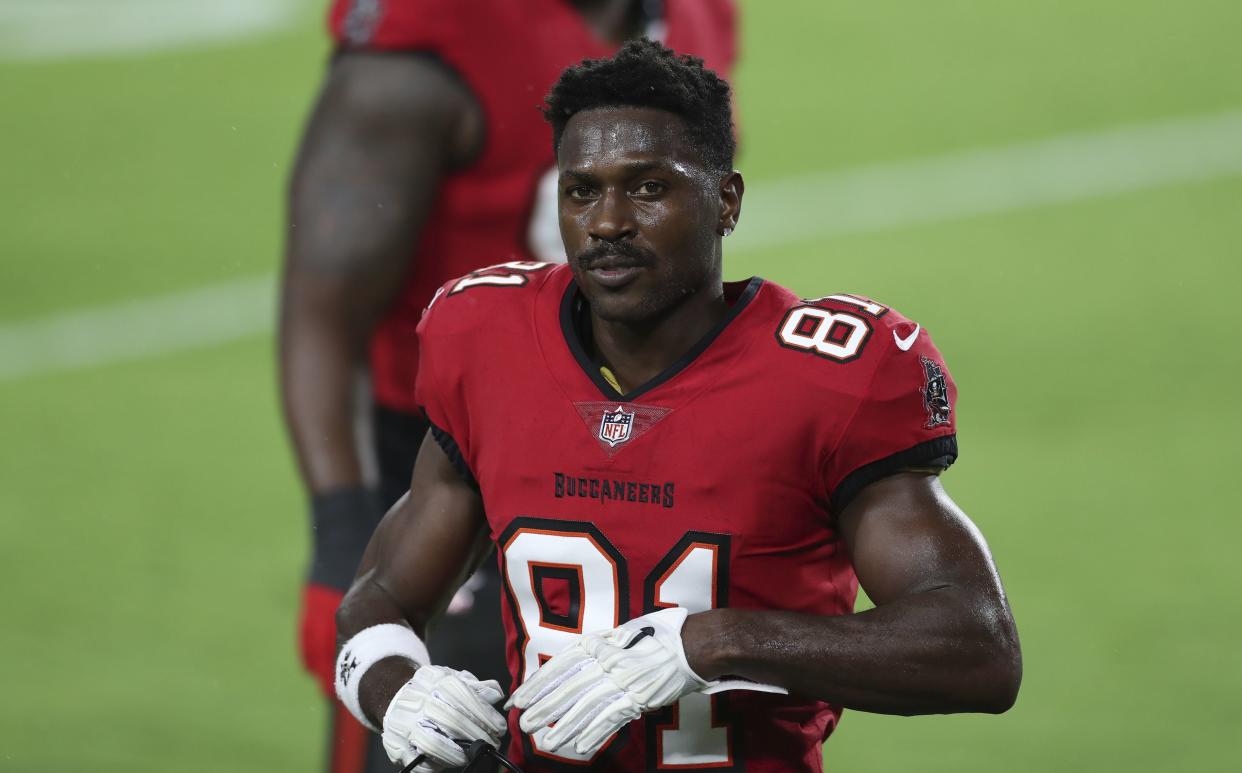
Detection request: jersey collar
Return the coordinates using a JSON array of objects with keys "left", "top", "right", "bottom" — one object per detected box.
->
[{"left": 557, "top": 276, "right": 765, "bottom": 402}]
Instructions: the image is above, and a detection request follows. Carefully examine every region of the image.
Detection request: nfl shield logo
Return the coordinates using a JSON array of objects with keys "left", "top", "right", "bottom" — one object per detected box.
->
[{"left": 598, "top": 406, "right": 635, "bottom": 447}]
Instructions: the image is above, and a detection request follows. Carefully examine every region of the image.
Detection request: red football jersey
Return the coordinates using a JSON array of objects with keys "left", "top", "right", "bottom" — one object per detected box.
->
[
  {"left": 415, "top": 263, "right": 959, "bottom": 772},
  {"left": 326, "top": 0, "right": 739, "bottom": 411}
]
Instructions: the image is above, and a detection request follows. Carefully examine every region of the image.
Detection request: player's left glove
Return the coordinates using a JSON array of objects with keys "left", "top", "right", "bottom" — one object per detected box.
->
[
  {"left": 506, "top": 606, "right": 707, "bottom": 756},
  {"left": 382, "top": 665, "right": 508, "bottom": 772}
]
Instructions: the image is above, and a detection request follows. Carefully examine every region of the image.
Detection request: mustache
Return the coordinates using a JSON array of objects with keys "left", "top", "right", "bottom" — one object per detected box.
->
[{"left": 575, "top": 241, "right": 656, "bottom": 269}]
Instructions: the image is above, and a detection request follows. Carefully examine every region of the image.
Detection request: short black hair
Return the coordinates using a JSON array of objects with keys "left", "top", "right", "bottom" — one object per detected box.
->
[{"left": 543, "top": 38, "right": 735, "bottom": 174}]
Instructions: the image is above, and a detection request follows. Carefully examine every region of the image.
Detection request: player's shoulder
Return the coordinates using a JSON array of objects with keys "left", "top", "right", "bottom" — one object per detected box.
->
[
  {"left": 418, "top": 261, "right": 566, "bottom": 336},
  {"left": 329, "top": 0, "right": 455, "bottom": 49},
  {"left": 753, "top": 281, "right": 932, "bottom": 370}
]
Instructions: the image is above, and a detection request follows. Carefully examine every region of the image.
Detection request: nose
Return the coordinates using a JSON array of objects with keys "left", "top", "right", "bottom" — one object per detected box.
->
[{"left": 587, "top": 188, "right": 636, "bottom": 243}]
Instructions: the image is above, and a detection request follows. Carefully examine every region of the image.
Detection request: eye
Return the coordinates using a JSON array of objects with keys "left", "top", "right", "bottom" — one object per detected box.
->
[
  {"left": 565, "top": 185, "right": 598, "bottom": 201},
  {"left": 634, "top": 180, "right": 666, "bottom": 196}
]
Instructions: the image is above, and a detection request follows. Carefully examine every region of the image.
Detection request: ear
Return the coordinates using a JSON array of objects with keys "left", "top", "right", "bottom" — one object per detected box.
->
[{"left": 717, "top": 171, "right": 744, "bottom": 237}]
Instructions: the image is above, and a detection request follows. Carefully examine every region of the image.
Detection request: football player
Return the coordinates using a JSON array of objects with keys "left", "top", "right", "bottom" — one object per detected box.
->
[
  {"left": 332, "top": 40, "right": 1021, "bottom": 772},
  {"left": 280, "top": 2, "right": 736, "bottom": 770}
]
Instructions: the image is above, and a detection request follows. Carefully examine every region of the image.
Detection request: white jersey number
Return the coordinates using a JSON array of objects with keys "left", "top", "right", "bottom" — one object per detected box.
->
[
  {"left": 777, "top": 307, "right": 870, "bottom": 361},
  {"left": 644, "top": 533, "right": 734, "bottom": 768},
  {"left": 424, "top": 262, "right": 554, "bottom": 315},
  {"left": 501, "top": 519, "right": 736, "bottom": 769},
  {"left": 448, "top": 261, "right": 552, "bottom": 295},
  {"left": 777, "top": 294, "right": 890, "bottom": 363}
]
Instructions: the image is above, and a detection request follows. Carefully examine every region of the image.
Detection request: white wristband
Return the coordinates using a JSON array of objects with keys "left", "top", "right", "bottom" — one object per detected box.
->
[{"left": 334, "top": 623, "right": 431, "bottom": 732}]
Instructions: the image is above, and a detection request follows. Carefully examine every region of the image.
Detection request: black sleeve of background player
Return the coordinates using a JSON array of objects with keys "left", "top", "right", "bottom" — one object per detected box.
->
[
  {"left": 429, "top": 422, "right": 479, "bottom": 491},
  {"left": 830, "top": 435, "right": 958, "bottom": 516}
]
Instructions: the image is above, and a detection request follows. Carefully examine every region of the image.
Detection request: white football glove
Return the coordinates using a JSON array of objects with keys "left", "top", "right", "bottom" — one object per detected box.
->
[
  {"left": 506, "top": 606, "right": 707, "bottom": 756},
  {"left": 381, "top": 665, "right": 508, "bottom": 771}
]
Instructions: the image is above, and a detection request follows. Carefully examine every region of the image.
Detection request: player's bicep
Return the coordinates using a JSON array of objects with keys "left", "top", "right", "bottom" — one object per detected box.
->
[
  {"left": 838, "top": 472, "right": 1007, "bottom": 608},
  {"left": 357, "top": 431, "right": 489, "bottom": 632},
  {"left": 287, "top": 52, "right": 479, "bottom": 290}
]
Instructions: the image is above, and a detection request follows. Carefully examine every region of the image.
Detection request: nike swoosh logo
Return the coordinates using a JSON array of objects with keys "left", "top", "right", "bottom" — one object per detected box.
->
[{"left": 894, "top": 324, "right": 921, "bottom": 351}]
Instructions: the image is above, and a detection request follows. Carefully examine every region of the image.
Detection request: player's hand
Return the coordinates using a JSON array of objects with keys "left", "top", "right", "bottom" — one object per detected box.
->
[
  {"left": 382, "top": 665, "right": 508, "bottom": 771},
  {"left": 507, "top": 607, "right": 707, "bottom": 756},
  {"left": 299, "top": 583, "right": 345, "bottom": 696}
]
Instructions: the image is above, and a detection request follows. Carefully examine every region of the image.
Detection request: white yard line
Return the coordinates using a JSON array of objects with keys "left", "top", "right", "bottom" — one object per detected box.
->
[
  {"left": 732, "top": 109, "right": 1242, "bottom": 251},
  {"left": 0, "top": 278, "right": 273, "bottom": 382},
  {"left": 2, "top": 109, "right": 1241, "bottom": 383},
  {"left": 0, "top": 0, "right": 301, "bottom": 61}
]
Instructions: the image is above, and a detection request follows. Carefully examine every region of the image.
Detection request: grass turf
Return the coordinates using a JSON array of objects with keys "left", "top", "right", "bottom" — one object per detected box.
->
[{"left": 1, "top": 1, "right": 1239, "bottom": 770}]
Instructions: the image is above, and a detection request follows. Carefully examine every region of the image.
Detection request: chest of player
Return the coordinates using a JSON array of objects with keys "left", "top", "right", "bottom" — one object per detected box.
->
[
  {"left": 465, "top": 365, "right": 851, "bottom": 773},
  {"left": 462, "top": 356, "right": 855, "bottom": 618},
  {"left": 479, "top": 384, "right": 824, "bottom": 530}
]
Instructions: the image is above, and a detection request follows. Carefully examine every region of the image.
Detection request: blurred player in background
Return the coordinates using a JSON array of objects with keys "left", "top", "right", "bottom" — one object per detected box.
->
[{"left": 279, "top": 1, "right": 737, "bottom": 770}]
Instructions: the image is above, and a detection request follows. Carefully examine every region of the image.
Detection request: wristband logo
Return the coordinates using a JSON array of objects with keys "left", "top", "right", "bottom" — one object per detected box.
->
[{"left": 339, "top": 653, "right": 359, "bottom": 687}]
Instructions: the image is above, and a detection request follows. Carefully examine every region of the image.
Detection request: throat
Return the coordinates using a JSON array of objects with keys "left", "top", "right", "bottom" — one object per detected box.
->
[{"left": 579, "top": 290, "right": 728, "bottom": 396}]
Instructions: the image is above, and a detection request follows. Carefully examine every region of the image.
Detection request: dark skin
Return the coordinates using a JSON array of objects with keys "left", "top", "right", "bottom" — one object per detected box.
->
[
  {"left": 574, "top": 0, "right": 650, "bottom": 43},
  {"left": 559, "top": 107, "right": 743, "bottom": 389},
  {"left": 281, "top": 0, "right": 663, "bottom": 718},
  {"left": 340, "top": 435, "right": 493, "bottom": 727},
  {"left": 280, "top": 0, "right": 643, "bottom": 495},
  {"left": 280, "top": 52, "right": 481, "bottom": 492},
  {"left": 337, "top": 106, "right": 1020, "bottom": 730},
  {"left": 683, "top": 472, "right": 1022, "bottom": 714}
]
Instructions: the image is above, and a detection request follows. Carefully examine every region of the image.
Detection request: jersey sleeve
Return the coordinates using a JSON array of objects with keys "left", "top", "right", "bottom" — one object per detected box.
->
[
  {"left": 413, "top": 281, "right": 479, "bottom": 488},
  {"left": 413, "top": 263, "right": 557, "bottom": 486},
  {"left": 822, "top": 324, "right": 959, "bottom": 515},
  {"left": 327, "top": 0, "right": 458, "bottom": 51}
]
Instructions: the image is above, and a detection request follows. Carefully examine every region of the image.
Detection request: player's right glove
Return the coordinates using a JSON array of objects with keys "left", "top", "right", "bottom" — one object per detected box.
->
[
  {"left": 508, "top": 606, "right": 706, "bottom": 755},
  {"left": 299, "top": 487, "right": 386, "bottom": 697},
  {"left": 382, "top": 665, "right": 509, "bottom": 772},
  {"left": 508, "top": 607, "right": 788, "bottom": 756}
]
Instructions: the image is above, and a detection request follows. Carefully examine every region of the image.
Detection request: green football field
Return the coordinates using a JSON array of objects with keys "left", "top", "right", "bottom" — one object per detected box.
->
[{"left": 2, "top": 1, "right": 1240, "bottom": 771}]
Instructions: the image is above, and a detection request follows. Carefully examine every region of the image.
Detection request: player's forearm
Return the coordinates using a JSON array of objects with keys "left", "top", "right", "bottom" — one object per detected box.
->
[
  {"left": 280, "top": 53, "right": 472, "bottom": 490},
  {"left": 683, "top": 589, "right": 1021, "bottom": 715},
  {"left": 278, "top": 287, "right": 369, "bottom": 493},
  {"left": 336, "top": 573, "right": 426, "bottom": 726}
]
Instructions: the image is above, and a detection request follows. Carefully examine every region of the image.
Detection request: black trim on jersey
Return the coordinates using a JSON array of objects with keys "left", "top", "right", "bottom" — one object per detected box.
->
[
  {"left": 774, "top": 306, "right": 874, "bottom": 364},
  {"left": 641, "top": 532, "right": 741, "bottom": 772},
  {"left": 428, "top": 422, "right": 479, "bottom": 491},
  {"left": 530, "top": 564, "right": 582, "bottom": 632},
  {"left": 831, "top": 434, "right": 959, "bottom": 516},
  {"left": 497, "top": 516, "right": 632, "bottom": 770},
  {"left": 641, "top": 531, "right": 732, "bottom": 612},
  {"left": 558, "top": 277, "right": 765, "bottom": 401}
]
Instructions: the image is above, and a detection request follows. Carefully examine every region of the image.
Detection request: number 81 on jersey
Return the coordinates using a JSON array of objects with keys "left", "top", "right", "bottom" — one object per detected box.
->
[{"left": 501, "top": 518, "right": 737, "bottom": 768}]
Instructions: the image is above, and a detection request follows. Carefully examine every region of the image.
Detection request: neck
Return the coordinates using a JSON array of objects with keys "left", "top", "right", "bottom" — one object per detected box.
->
[
  {"left": 588, "top": 282, "right": 728, "bottom": 394},
  {"left": 568, "top": 0, "right": 645, "bottom": 44}
]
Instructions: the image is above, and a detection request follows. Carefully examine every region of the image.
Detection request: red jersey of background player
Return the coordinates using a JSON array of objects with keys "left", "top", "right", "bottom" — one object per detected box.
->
[
  {"left": 414, "top": 263, "right": 959, "bottom": 772},
  {"left": 326, "top": 0, "right": 738, "bottom": 412}
]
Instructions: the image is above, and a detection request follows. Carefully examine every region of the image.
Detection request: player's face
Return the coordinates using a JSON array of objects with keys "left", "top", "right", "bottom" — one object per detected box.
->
[{"left": 557, "top": 107, "right": 726, "bottom": 324}]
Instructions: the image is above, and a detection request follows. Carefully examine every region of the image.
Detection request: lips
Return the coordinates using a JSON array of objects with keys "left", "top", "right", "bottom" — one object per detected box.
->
[
  {"left": 580, "top": 253, "right": 649, "bottom": 289},
  {"left": 587, "top": 265, "right": 644, "bottom": 288}
]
